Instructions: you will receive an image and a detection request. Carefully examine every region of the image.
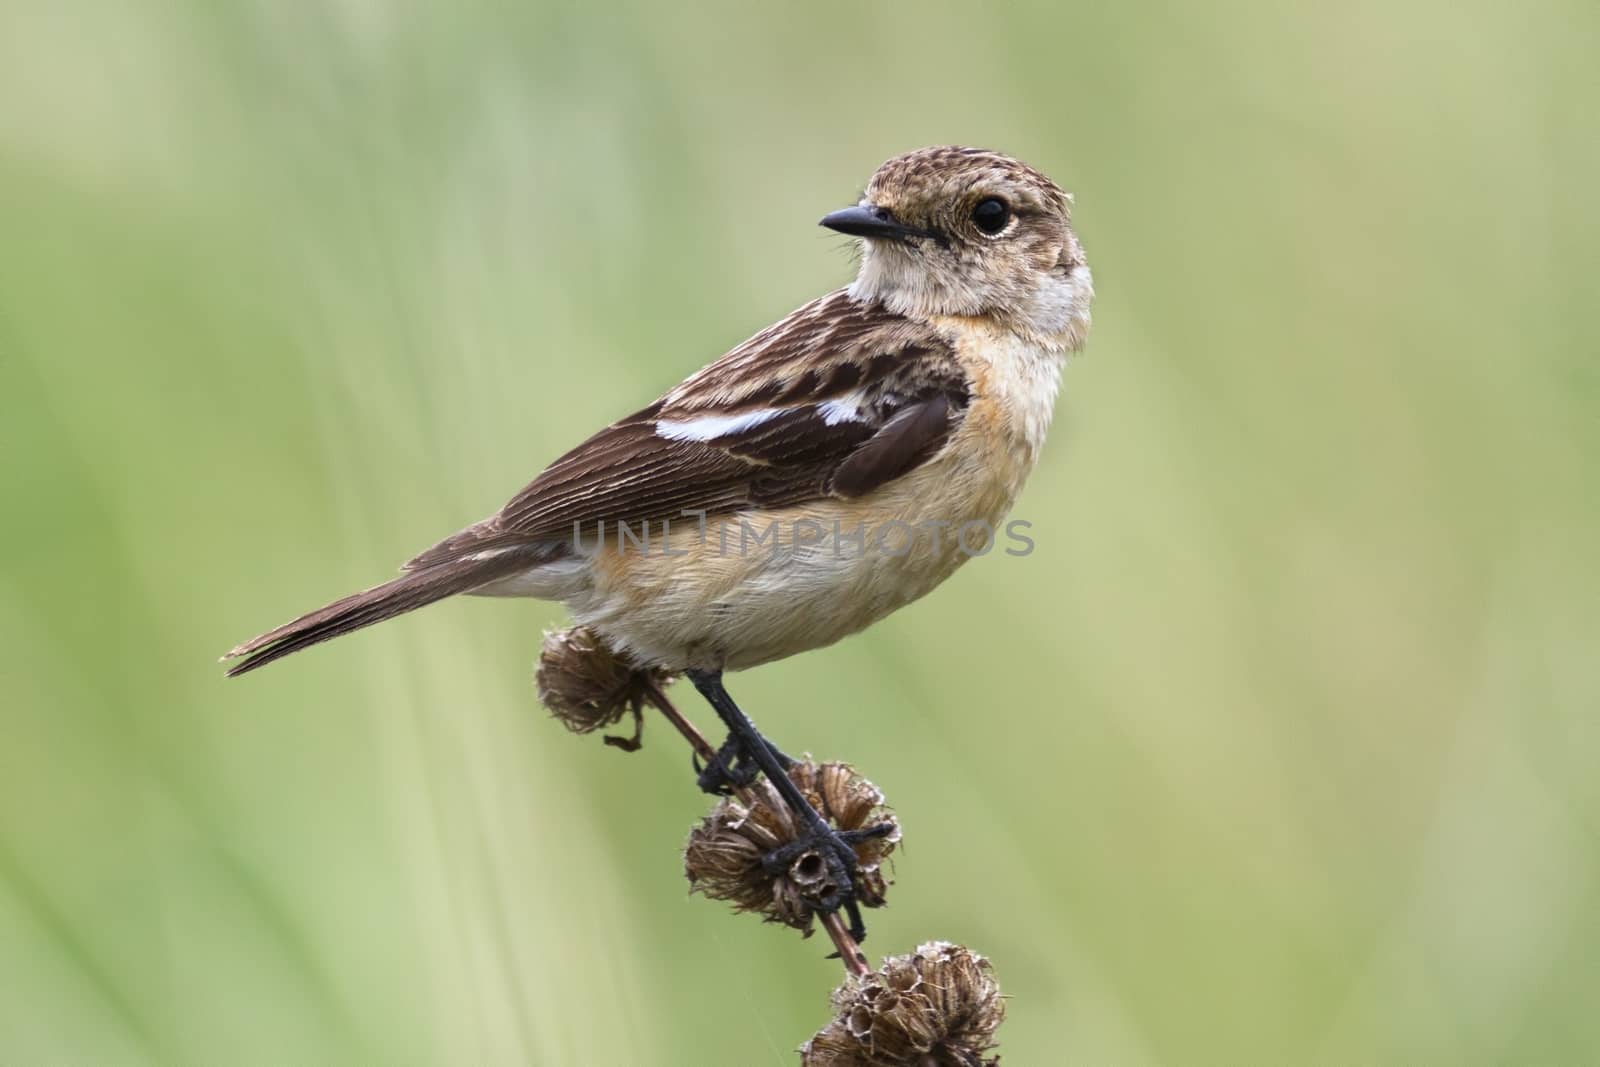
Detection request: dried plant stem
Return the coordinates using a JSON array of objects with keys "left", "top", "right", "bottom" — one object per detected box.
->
[
  {"left": 639, "top": 677, "right": 870, "bottom": 976},
  {"left": 819, "top": 912, "right": 872, "bottom": 977},
  {"left": 639, "top": 676, "right": 721, "bottom": 769}
]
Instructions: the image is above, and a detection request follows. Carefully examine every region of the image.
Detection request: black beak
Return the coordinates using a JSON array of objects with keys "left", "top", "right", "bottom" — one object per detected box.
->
[{"left": 819, "top": 204, "right": 937, "bottom": 243}]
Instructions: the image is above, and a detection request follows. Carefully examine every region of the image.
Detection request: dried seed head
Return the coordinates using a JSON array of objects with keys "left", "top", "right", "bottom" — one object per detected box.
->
[
  {"left": 535, "top": 626, "right": 674, "bottom": 749},
  {"left": 684, "top": 760, "right": 900, "bottom": 933},
  {"left": 801, "top": 941, "right": 1006, "bottom": 1066}
]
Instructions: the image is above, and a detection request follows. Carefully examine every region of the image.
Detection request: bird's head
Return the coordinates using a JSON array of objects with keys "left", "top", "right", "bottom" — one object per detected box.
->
[{"left": 822, "top": 146, "right": 1092, "bottom": 351}]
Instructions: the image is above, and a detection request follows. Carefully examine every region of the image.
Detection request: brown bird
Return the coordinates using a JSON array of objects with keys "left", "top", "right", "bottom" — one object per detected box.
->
[{"left": 225, "top": 146, "right": 1093, "bottom": 938}]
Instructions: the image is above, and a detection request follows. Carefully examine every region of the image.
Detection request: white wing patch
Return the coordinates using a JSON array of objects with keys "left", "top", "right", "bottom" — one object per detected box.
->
[
  {"left": 463, "top": 546, "right": 521, "bottom": 563},
  {"left": 654, "top": 407, "right": 783, "bottom": 442},
  {"left": 818, "top": 392, "right": 867, "bottom": 426}
]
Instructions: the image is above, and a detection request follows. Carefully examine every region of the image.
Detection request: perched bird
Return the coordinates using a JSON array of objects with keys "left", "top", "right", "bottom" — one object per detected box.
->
[{"left": 225, "top": 146, "right": 1093, "bottom": 936}]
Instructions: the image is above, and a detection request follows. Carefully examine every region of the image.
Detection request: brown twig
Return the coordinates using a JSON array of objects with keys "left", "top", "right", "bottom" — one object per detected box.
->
[
  {"left": 819, "top": 912, "right": 871, "bottom": 977},
  {"left": 639, "top": 676, "right": 869, "bottom": 974},
  {"left": 640, "top": 675, "right": 721, "bottom": 768}
]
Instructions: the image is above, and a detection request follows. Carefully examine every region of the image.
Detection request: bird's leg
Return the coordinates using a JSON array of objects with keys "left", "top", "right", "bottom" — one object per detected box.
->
[{"left": 686, "top": 668, "right": 890, "bottom": 941}]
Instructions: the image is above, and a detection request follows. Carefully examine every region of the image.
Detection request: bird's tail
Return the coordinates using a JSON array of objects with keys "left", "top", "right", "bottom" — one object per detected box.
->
[{"left": 222, "top": 550, "right": 532, "bottom": 677}]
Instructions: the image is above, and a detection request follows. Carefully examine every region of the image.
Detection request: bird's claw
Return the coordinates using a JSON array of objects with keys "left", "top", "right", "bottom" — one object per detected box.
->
[
  {"left": 762, "top": 820, "right": 895, "bottom": 943},
  {"left": 693, "top": 734, "right": 762, "bottom": 795}
]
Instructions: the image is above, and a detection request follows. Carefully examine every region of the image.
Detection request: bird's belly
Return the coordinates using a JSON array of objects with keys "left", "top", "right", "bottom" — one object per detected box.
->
[{"left": 565, "top": 419, "right": 1038, "bottom": 671}]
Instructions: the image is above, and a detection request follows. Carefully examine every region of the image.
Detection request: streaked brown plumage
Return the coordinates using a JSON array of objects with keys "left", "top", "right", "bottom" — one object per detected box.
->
[{"left": 224, "top": 146, "right": 1092, "bottom": 677}]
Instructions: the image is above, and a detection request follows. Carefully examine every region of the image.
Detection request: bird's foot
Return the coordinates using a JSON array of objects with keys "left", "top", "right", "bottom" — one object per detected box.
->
[
  {"left": 693, "top": 733, "right": 759, "bottom": 795},
  {"left": 681, "top": 668, "right": 891, "bottom": 940},
  {"left": 694, "top": 731, "right": 797, "bottom": 796},
  {"left": 763, "top": 819, "right": 897, "bottom": 943}
]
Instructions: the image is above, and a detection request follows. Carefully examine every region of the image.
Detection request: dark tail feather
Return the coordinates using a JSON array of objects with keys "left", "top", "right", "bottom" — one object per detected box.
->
[{"left": 222, "top": 551, "right": 530, "bottom": 677}]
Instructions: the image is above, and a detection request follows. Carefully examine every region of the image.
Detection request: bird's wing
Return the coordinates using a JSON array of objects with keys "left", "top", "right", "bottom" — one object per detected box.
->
[{"left": 404, "top": 289, "right": 969, "bottom": 569}]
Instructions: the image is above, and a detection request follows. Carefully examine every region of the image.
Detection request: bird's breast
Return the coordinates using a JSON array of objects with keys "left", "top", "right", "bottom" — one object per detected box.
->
[{"left": 560, "top": 328, "right": 1065, "bottom": 671}]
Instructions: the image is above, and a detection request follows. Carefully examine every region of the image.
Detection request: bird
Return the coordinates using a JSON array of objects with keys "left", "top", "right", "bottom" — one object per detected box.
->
[{"left": 224, "top": 145, "right": 1093, "bottom": 938}]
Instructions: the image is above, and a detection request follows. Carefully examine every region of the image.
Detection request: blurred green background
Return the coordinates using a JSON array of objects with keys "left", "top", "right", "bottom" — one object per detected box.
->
[{"left": 2, "top": 0, "right": 1596, "bottom": 1062}]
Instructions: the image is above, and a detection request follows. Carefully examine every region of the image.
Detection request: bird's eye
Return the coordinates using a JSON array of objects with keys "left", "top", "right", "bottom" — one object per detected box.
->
[{"left": 971, "top": 197, "right": 1011, "bottom": 236}]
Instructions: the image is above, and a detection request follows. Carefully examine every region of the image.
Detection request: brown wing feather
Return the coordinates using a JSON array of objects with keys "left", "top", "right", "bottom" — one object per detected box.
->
[
  {"left": 662, "top": 289, "right": 939, "bottom": 411},
  {"left": 405, "top": 290, "right": 969, "bottom": 569},
  {"left": 830, "top": 394, "right": 953, "bottom": 498},
  {"left": 230, "top": 291, "right": 972, "bottom": 676}
]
